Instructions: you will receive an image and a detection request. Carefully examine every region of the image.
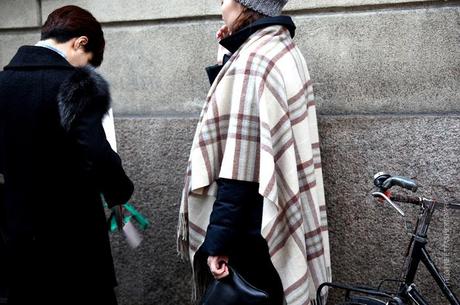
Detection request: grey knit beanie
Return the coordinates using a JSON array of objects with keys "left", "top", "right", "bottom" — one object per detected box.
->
[{"left": 235, "top": 0, "right": 288, "bottom": 17}]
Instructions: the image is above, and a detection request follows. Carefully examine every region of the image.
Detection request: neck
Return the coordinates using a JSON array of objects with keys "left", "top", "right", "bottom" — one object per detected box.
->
[{"left": 41, "top": 39, "right": 71, "bottom": 58}]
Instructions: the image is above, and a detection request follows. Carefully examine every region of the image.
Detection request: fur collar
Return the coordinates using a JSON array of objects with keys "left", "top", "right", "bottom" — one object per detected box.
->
[{"left": 58, "top": 66, "right": 111, "bottom": 131}]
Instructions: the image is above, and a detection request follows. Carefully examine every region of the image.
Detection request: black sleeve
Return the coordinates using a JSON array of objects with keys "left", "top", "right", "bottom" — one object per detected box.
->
[
  {"left": 0, "top": 176, "right": 4, "bottom": 230},
  {"left": 69, "top": 107, "right": 134, "bottom": 208},
  {"left": 200, "top": 178, "right": 259, "bottom": 256}
]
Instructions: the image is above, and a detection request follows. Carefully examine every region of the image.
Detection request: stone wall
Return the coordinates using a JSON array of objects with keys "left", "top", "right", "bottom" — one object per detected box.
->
[{"left": 1, "top": 1, "right": 459, "bottom": 304}]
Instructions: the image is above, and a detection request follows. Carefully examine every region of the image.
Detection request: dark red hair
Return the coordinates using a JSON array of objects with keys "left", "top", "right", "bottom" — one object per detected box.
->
[
  {"left": 41, "top": 5, "right": 105, "bottom": 67},
  {"left": 231, "top": 6, "right": 265, "bottom": 33}
]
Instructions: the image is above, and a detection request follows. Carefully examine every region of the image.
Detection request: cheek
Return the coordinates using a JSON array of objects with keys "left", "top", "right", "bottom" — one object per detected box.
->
[
  {"left": 223, "top": 4, "right": 239, "bottom": 27},
  {"left": 78, "top": 51, "right": 91, "bottom": 66},
  {"left": 221, "top": 3, "right": 230, "bottom": 20},
  {"left": 69, "top": 51, "right": 90, "bottom": 67},
  {"left": 222, "top": 1, "right": 238, "bottom": 18},
  {"left": 85, "top": 54, "right": 92, "bottom": 66}
]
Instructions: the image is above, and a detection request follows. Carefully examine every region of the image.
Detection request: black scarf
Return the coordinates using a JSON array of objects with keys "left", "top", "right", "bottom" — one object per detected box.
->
[{"left": 205, "top": 16, "right": 296, "bottom": 85}]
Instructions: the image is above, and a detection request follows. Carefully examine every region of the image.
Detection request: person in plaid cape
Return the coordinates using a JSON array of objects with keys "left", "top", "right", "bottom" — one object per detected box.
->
[{"left": 178, "top": 0, "right": 331, "bottom": 304}]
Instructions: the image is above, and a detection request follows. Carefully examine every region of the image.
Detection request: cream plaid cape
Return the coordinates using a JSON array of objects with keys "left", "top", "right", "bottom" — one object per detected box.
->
[{"left": 178, "top": 25, "right": 331, "bottom": 305}]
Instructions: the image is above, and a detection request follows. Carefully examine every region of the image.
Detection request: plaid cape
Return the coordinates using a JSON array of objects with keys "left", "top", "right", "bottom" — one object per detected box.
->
[{"left": 178, "top": 25, "right": 331, "bottom": 305}]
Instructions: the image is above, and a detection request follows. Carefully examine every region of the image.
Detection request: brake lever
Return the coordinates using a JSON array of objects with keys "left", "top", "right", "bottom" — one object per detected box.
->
[{"left": 372, "top": 191, "right": 405, "bottom": 217}]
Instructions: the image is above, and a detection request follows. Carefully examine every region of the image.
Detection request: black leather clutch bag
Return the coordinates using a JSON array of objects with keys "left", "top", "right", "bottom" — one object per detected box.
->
[{"left": 200, "top": 266, "right": 269, "bottom": 305}]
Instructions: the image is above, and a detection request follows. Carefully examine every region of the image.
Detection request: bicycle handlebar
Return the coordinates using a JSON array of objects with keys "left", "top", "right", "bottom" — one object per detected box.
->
[
  {"left": 373, "top": 172, "right": 460, "bottom": 213},
  {"left": 382, "top": 176, "right": 418, "bottom": 192},
  {"left": 390, "top": 194, "right": 422, "bottom": 205},
  {"left": 384, "top": 193, "right": 460, "bottom": 210},
  {"left": 374, "top": 172, "right": 418, "bottom": 192}
]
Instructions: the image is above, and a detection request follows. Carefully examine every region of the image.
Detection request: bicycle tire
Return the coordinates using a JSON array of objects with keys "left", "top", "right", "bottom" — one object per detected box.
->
[
  {"left": 335, "top": 302, "right": 385, "bottom": 305},
  {"left": 335, "top": 303, "right": 376, "bottom": 305},
  {"left": 336, "top": 295, "right": 387, "bottom": 305}
]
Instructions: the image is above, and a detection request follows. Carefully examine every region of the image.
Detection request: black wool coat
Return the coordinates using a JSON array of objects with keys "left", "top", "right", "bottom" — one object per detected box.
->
[{"left": 0, "top": 46, "right": 133, "bottom": 302}]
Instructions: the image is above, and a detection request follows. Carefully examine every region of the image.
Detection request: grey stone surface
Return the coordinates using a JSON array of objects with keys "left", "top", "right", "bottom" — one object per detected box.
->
[
  {"left": 182, "top": 0, "right": 442, "bottom": 16},
  {"left": 286, "top": 0, "right": 435, "bottom": 10},
  {"left": 41, "top": 0, "right": 213, "bottom": 24},
  {"left": 0, "top": 31, "right": 40, "bottom": 68},
  {"left": 97, "top": 6, "right": 459, "bottom": 116},
  {"left": 41, "top": 0, "right": 440, "bottom": 22},
  {"left": 111, "top": 117, "right": 198, "bottom": 305},
  {"left": 319, "top": 115, "right": 460, "bottom": 304},
  {"left": 99, "top": 21, "right": 217, "bottom": 115},
  {"left": 0, "top": 0, "right": 40, "bottom": 29},
  {"left": 3, "top": 5, "right": 458, "bottom": 116},
  {"left": 111, "top": 115, "right": 459, "bottom": 305},
  {"left": 296, "top": 6, "right": 460, "bottom": 115},
  {"left": 0, "top": 1, "right": 458, "bottom": 304}
]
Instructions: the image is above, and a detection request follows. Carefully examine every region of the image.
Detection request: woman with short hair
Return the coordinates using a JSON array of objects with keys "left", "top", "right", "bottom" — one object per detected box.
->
[{"left": 0, "top": 6, "right": 133, "bottom": 305}]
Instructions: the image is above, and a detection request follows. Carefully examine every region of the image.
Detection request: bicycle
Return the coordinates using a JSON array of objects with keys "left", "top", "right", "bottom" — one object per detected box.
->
[{"left": 317, "top": 172, "right": 460, "bottom": 305}]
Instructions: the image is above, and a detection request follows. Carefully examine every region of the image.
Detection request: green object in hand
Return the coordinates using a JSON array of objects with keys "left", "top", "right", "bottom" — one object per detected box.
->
[
  {"left": 108, "top": 202, "right": 150, "bottom": 232},
  {"left": 124, "top": 203, "right": 150, "bottom": 230}
]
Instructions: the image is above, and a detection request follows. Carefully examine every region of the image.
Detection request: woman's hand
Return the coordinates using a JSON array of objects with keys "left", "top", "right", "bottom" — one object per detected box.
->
[
  {"left": 207, "top": 255, "right": 229, "bottom": 279},
  {"left": 216, "top": 25, "right": 230, "bottom": 41}
]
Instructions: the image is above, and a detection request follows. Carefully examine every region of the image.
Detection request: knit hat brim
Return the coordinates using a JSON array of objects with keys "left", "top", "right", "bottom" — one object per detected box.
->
[{"left": 235, "top": 0, "right": 288, "bottom": 17}]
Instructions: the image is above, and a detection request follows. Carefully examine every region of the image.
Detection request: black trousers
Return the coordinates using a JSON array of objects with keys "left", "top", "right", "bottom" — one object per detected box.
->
[
  {"left": 7, "top": 285, "right": 118, "bottom": 305},
  {"left": 4, "top": 239, "right": 118, "bottom": 305}
]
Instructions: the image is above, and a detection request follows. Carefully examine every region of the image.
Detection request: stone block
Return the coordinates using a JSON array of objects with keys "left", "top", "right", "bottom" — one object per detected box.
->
[
  {"left": 111, "top": 114, "right": 459, "bottom": 305},
  {"left": 319, "top": 115, "right": 460, "bottom": 304},
  {"left": 98, "top": 6, "right": 459, "bottom": 116},
  {"left": 41, "top": 0, "right": 211, "bottom": 23},
  {"left": 4, "top": 5, "right": 457, "bottom": 116},
  {"left": 99, "top": 21, "right": 217, "bottom": 115},
  {"left": 41, "top": 0, "right": 442, "bottom": 22},
  {"left": 285, "top": 0, "right": 435, "bottom": 10},
  {"left": 295, "top": 6, "right": 460, "bottom": 115},
  {"left": 205, "top": 0, "right": 444, "bottom": 13},
  {"left": 111, "top": 117, "right": 198, "bottom": 305},
  {"left": 0, "top": 0, "right": 40, "bottom": 29},
  {"left": 0, "top": 31, "right": 40, "bottom": 69}
]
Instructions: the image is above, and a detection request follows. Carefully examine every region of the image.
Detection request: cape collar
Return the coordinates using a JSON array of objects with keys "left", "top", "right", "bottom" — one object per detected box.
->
[
  {"left": 219, "top": 16, "right": 296, "bottom": 54},
  {"left": 205, "top": 16, "right": 296, "bottom": 85}
]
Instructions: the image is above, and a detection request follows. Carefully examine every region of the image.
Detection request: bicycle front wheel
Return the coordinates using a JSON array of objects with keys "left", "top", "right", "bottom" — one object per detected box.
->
[{"left": 336, "top": 295, "right": 388, "bottom": 305}]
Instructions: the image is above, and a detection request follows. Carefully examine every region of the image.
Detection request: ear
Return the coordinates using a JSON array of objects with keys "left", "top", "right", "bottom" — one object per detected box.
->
[{"left": 73, "top": 36, "right": 89, "bottom": 50}]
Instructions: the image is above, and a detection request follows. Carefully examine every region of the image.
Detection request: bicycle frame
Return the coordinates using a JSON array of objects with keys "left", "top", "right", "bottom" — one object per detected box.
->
[{"left": 397, "top": 198, "right": 460, "bottom": 305}]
